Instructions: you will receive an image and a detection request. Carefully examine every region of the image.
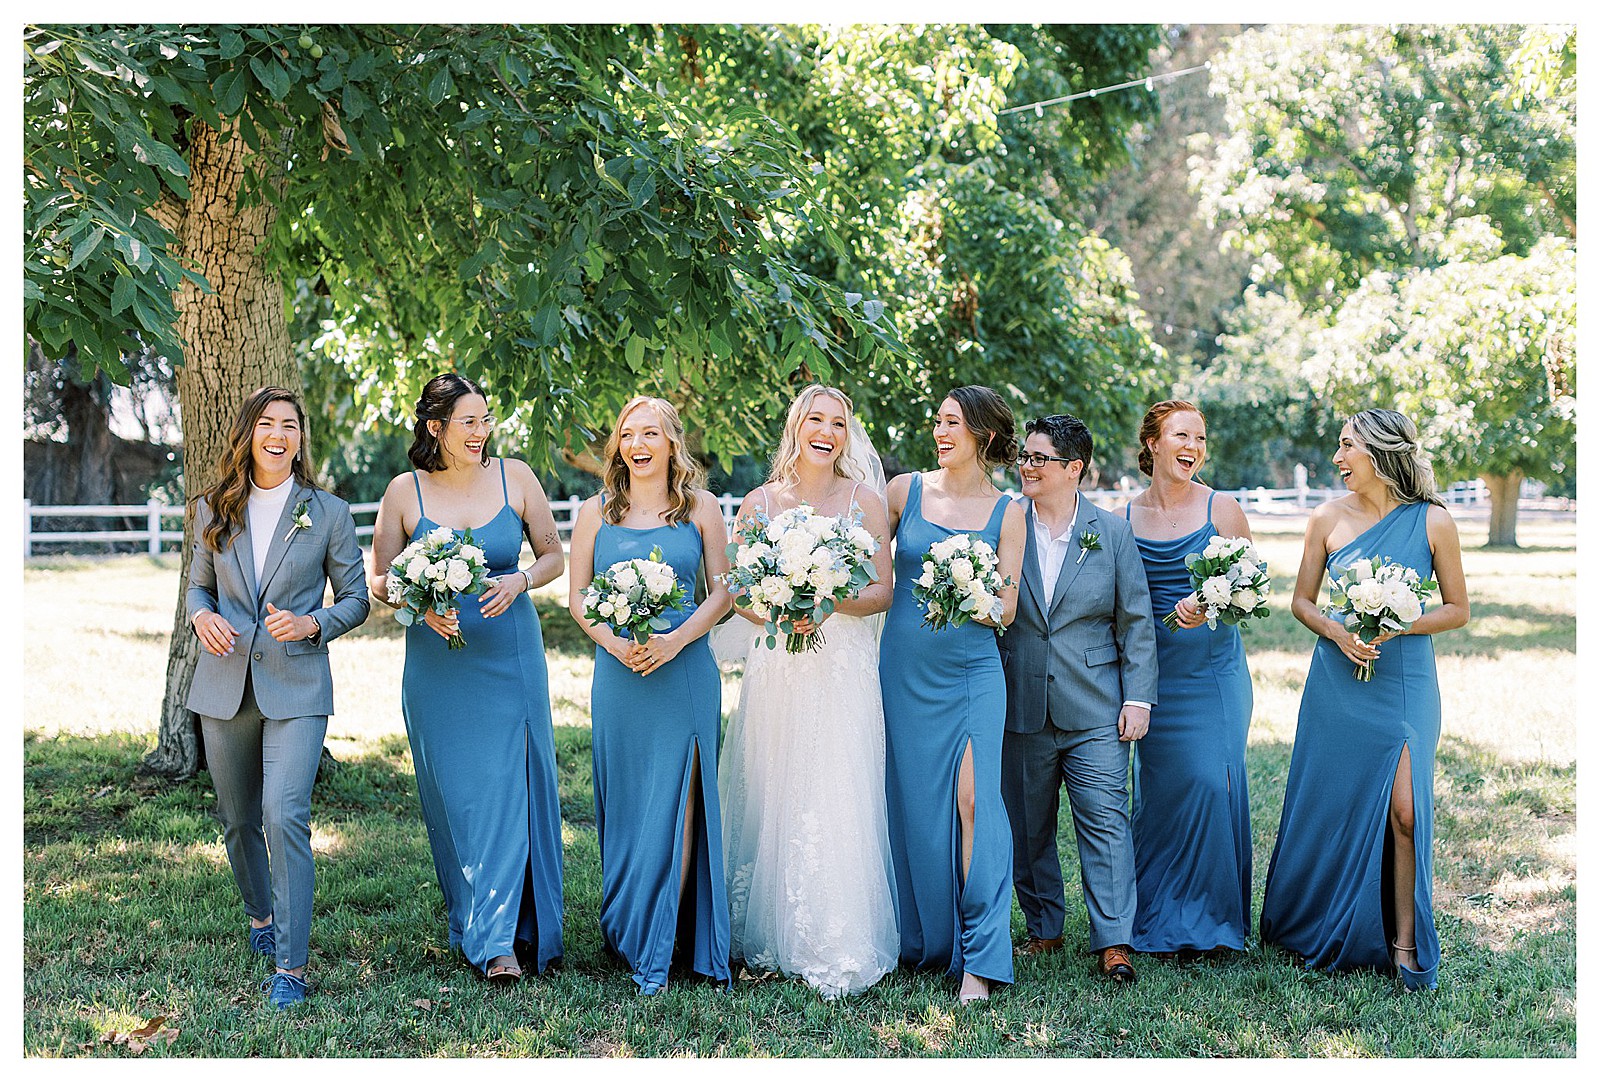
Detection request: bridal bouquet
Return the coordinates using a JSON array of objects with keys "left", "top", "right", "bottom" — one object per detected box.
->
[
  {"left": 1325, "top": 555, "right": 1437, "bottom": 681},
  {"left": 582, "top": 546, "right": 687, "bottom": 645},
  {"left": 386, "top": 526, "right": 492, "bottom": 650},
  {"left": 722, "top": 504, "right": 878, "bottom": 654},
  {"left": 913, "top": 533, "right": 1011, "bottom": 635},
  {"left": 1163, "top": 534, "right": 1273, "bottom": 631}
]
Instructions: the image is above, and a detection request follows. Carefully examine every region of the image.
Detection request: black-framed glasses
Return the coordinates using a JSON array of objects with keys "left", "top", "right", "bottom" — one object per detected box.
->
[{"left": 1015, "top": 452, "right": 1075, "bottom": 469}]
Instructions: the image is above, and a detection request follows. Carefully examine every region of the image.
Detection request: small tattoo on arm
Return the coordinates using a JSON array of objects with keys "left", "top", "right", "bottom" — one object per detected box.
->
[{"left": 541, "top": 529, "right": 560, "bottom": 551}]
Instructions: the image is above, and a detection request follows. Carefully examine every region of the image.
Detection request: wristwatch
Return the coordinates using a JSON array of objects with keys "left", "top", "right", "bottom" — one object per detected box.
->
[{"left": 307, "top": 614, "right": 322, "bottom": 645}]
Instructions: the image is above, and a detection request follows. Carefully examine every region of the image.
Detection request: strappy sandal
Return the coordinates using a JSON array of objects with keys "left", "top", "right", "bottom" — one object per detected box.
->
[
  {"left": 485, "top": 959, "right": 523, "bottom": 985},
  {"left": 1391, "top": 939, "right": 1419, "bottom": 989}
]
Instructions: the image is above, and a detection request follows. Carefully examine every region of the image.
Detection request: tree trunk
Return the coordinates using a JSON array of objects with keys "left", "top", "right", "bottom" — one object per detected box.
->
[
  {"left": 140, "top": 121, "right": 300, "bottom": 780},
  {"left": 1483, "top": 470, "right": 1523, "bottom": 548}
]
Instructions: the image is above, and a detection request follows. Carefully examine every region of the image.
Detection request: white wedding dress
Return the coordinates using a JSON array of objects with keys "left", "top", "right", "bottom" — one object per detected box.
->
[{"left": 718, "top": 609, "right": 900, "bottom": 998}]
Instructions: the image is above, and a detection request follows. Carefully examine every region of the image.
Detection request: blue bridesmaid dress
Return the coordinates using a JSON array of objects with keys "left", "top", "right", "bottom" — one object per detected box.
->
[
  {"left": 401, "top": 462, "right": 564, "bottom": 974},
  {"left": 1125, "top": 491, "right": 1253, "bottom": 954},
  {"left": 589, "top": 512, "right": 730, "bottom": 993},
  {"left": 1261, "top": 500, "right": 1441, "bottom": 990},
  {"left": 879, "top": 473, "right": 1015, "bottom": 987}
]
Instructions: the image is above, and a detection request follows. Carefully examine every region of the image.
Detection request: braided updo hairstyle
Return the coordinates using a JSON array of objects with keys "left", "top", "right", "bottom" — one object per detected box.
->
[{"left": 1347, "top": 408, "right": 1445, "bottom": 507}]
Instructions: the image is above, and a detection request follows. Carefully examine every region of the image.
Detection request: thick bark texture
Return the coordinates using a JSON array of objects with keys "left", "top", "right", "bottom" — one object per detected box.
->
[
  {"left": 1483, "top": 470, "right": 1523, "bottom": 548},
  {"left": 140, "top": 121, "right": 300, "bottom": 780}
]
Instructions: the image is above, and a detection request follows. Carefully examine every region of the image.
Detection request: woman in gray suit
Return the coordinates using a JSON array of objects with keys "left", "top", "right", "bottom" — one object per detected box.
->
[{"left": 186, "top": 386, "right": 369, "bottom": 1009}]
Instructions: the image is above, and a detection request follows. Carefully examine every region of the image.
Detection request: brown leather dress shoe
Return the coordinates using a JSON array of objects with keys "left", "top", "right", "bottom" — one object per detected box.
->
[
  {"left": 1098, "top": 945, "right": 1137, "bottom": 983},
  {"left": 1015, "top": 935, "right": 1065, "bottom": 956}
]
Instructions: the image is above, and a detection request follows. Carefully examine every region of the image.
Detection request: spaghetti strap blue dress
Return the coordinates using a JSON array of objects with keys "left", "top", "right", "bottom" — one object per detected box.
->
[
  {"left": 1260, "top": 500, "right": 1441, "bottom": 990},
  {"left": 401, "top": 460, "right": 564, "bottom": 974},
  {"left": 1125, "top": 490, "right": 1254, "bottom": 953},
  {"left": 589, "top": 512, "right": 730, "bottom": 993},
  {"left": 879, "top": 473, "right": 1015, "bottom": 987}
]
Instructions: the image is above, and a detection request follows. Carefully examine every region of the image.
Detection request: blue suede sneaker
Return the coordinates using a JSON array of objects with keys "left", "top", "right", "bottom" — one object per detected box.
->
[
  {"left": 262, "top": 972, "right": 310, "bottom": 1009},
  {"left": 248, "top": 922, "right": 277, "bottom": 959}
]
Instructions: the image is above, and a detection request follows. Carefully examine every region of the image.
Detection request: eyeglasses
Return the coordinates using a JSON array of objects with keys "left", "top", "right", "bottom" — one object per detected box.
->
[
  {"left": 447, "top": 415, "right": 497, "bottom": 431},
  {"left": 1015, "top": 452, "right": 1076, "bottom": 469}
]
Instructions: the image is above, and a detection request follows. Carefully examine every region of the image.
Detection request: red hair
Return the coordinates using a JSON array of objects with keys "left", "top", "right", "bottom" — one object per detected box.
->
[{"left": 1137, "top": 400, "right": 1206, "bottom": 476}]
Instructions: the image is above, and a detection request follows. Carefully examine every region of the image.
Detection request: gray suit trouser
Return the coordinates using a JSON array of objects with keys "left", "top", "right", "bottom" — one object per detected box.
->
[
  {"left": 200, "top": 674, "right": 327, "bottom": 971},
  {"left": 1001, "top": 718, "right": 1136, "bottom": 951}
]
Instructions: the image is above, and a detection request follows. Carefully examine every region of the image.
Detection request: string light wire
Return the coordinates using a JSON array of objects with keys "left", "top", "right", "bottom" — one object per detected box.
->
[{"left": 998, "top": 62, "right": 1212, "bottom": 116}]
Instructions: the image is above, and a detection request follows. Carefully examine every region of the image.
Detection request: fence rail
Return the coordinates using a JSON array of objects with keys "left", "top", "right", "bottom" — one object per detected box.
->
[{"left": 21, "top": 486, "right": 1569, "bottom": 556}]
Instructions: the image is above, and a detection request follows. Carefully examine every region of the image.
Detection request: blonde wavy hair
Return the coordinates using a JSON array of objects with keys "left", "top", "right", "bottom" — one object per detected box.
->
[
  {"left": 766, "top": 384, "right": 864, "bottom": 489},
  {"left": 1348, "top": 408, "right": 1445, "bottom": 507},
  {"left": 601, "top": 396, "right": 705, "bottom": 526}
]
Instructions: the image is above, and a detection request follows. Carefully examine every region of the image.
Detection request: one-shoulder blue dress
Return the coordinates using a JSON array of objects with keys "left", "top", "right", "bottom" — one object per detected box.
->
[
  {"left": 879, "top": 473, "right": 1015, "bottom": 987},
  {"left": 400, "top": 461, "right": 564, "bottom": 974},
  {"left": 1261, "top": 500, "right": 1441, "bottom": 990},
  {"left": 589, "top": 513, "right": 730, "bottom": 993},
  {"left": 1125, "top": 491, "right": 1253, "bottom": 954}
]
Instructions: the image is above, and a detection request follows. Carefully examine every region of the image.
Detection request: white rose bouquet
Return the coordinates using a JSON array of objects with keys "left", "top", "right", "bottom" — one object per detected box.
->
[
  {"left": 912, "top": 533, "right": 1012, "bottom": 635},
  {"left": 582, "top": 545, "right": 688, "bottom": 645},
  {"left": 1164, "top": 534, "right": 1273, "bottom": 632},
  {"left": 386, "top": 525, "right": 493, "bottom": 650},
  {"left": 1325, "top": 555, "right": 1438, "bottom": 681},
  {"left": 722, "top": 504, "right": 879, "bottom": 654}
]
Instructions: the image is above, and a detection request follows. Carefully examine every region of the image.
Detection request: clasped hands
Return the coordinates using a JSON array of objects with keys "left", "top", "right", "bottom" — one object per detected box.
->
[
  {"left": 1325, "top": 615, "right": 1398, "bottom": 670},
  {"left": 609, "top": 629, "right": 685, "bottom": 675},
  {"left": 420, "top": 573, "right": 529, "bottom": 640}
]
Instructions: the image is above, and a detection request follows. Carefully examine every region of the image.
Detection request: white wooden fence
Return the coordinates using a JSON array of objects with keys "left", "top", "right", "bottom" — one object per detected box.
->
[{"left": 19, "top": 484, "right": 1545, "bottom": 556}]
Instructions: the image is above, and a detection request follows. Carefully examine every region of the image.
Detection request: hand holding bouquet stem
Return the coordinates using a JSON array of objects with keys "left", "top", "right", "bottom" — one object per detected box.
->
[
  {"left": 387, "top": 526, "right": 492, "bottom": 649},
  {"left": 1163, "top": 535, "right": 1272, "bottom": 632},
  {"left": 722, "top": 504, "right": 879, "bottom": 654},
  {"left": 1324, "top": 555, "right": 1437, "bottom": 680}
]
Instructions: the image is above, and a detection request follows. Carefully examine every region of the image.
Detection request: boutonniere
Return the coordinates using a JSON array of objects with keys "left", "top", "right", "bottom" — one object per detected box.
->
[
  {"left": 1076, "top": 529, "right": 1101, "bottom": 565},
  {"left": 284, "top": 499, "right": 312, "bottom": 542}
]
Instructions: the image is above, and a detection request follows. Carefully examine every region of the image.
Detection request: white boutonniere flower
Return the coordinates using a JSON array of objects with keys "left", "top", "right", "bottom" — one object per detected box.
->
[
  {"left": 1076, "top": 529, "right": 1101, "bottom": 565},
  {"left": 284, "top": 499, "right": 312, "bottom": 542}
]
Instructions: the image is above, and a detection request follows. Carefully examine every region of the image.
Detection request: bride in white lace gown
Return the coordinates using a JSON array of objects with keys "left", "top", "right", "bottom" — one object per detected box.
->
[{"left": 715, "top": 384, "right": 899, "bottom": 999}]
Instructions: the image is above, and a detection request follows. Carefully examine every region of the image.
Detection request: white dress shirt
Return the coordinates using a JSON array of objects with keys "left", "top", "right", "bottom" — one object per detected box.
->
[
  {"left": 247, "top": 475, "right": 294, "bottom": 593},
  {"left": 1032, "top": 493, "right": 1149, "bottom": 714}
]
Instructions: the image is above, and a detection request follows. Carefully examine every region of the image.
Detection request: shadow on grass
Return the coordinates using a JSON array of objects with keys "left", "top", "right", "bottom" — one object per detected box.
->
[{"left": 23, "top": 726, "right": 1574, "bottom": 1057}]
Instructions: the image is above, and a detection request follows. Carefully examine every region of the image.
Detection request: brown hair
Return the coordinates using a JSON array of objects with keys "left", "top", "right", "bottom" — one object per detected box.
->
[
  {"left": 601, "top": 396, "right": 706, "bottom": 526},
  {"left": 408, "top": 372, "right": 493, "bottom": 472},
  {"left": 1137, "top": 399, "right": 1206, "bottom": 476},
  {"left": 945, "top": 385, "right": 1019, "bottom": 470},
  {"left": 767, "top": 384, "right": 861, "bottom": 489},
  {"left": 195, "top": 386, "right": 319, "bottom": 552},
  {"left": 1348, "top": 408, "right": 1445, "bottom": 507}
]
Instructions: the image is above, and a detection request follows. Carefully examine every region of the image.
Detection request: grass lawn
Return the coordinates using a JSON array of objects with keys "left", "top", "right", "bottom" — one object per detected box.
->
[{"left": 21, "top": 512, "right": 1576, "bottom": 1057}]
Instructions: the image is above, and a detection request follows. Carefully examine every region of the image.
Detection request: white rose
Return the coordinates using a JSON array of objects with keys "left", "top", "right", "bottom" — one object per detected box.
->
[
  {"left": 1230, "top": 587, "right": 1260, "bottom": 611},
  {"left": 929, "top": 537, "right": 961, "bottom": 562},
  {"left": 406, "top": 555, "right": 431, "bottom": 582},
  {"left": 1391, "top": 591, "right": 1423, "bottom": 624},
  {"left": 1346, "top": 580, "right": 1385, "bottom": 613},
  {"left": 762, "top": 576, "right": 794, "bottom": 609},
  {"left": 426, "top": 560, "right": 447, "bottom": 580},
  {"left": 737, "top": 542, "right": 772, "bottom": 569},
  {"left": 428, "top": 525, "right": 455, "bottom": 544},
  {"left": 848, "top": 525, "right": 875, "bottom": 552},
  {"left": 1200, "top": 576, "right": 1232, "bottom": 609},
  {"left": 1236, "top": 559, "right": 1259, "bottom": 579},
  {"left": 950, "top": 559, "right": 974, "bottom": 584},
  {"left": 1202, "top": 538, "right": 1224, "bottom": 559},
  {"left": 458, "top": 544, "right": 485, "bottom": 565},
  {"left": 598, "top": 600, "right": 615, "bottom": 617},
  {"left": 612, "top": 566, "right": 639, "bottom": 590},
  {"left": 917, "top": 568, "right": 937, "bottom": 588},
  {"left": 1347, "top": 558, "right": 1374, "bottom": 583},
  {"left": 646, "top": 569, "right": 675, "bottom": 597},
  {"left": 444, "top": 559, "right": 472, "bottom": 592}
]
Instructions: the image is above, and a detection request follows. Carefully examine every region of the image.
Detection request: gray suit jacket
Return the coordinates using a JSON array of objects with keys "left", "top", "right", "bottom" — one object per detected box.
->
[
  {"left": 1000, "top": 495, "right": 1158, "bottom": 733},
  {"left": 185, "top": 483, "right": 370, "bottom": 721}
]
